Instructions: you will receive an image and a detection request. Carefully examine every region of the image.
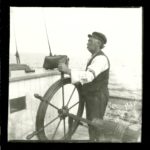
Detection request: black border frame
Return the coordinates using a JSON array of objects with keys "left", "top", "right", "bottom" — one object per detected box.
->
[{"left": 0, "top": 0, "right": 145, "bottom": 149}]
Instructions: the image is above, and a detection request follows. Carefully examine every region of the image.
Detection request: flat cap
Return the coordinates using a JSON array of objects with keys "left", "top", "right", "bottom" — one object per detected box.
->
[{"left": 88, "top": 32, "right": 107, "bottom": 44}]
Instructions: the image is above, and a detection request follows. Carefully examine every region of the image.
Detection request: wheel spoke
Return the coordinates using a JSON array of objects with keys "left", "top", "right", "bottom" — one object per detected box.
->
[
  {"left": 63, "top": 119, "right": 66, "bottom": 139},
  {"left": 51, "top": 119, "right": 62, "bottom": 140},
  {"left": 37, "top": 115, "right": 60, "bottom": 135},
  {"left": 44, "top": 115, "right": 60, "bottom": 128},
  {"left": 68, "top": 116, "right": 74, "bottom": 131},
  {"left": 34, "top": 94, "right": 59, "bottom": 110},
  {"left": 47, "top": 101, "right": 59, "bottom": 110},
  {"left": 61, "top": 73, "right": 65, "bottom": 107},
  {"left": 62, "top": 86, "right": 65, "bottom": 106},
  {"left": 68, "top": 101, "right": 79, "bottom": 110},
  {"left": 66, "top": 87, "right": 76, "bottom": 107}
]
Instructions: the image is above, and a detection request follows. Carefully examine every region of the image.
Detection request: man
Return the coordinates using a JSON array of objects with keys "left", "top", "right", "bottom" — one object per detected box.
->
[{"left": 58, "top": 32, "right": 110, "bottom": 141}]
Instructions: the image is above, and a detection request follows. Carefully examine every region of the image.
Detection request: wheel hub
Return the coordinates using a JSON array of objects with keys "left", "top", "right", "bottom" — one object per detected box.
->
[{"left": 58, "top": 106, "right": 69, "bottom": 119}]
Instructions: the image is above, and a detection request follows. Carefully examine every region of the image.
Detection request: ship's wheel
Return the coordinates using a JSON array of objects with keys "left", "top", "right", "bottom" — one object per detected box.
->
[{"left": 35, "top": 77, "right": 84, "bottom": 140}]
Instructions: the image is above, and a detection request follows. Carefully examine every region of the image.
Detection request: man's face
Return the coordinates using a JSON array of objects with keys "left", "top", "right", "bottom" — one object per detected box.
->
[{"left": 87, "top": 37, "right": 101, "bottom": 54}]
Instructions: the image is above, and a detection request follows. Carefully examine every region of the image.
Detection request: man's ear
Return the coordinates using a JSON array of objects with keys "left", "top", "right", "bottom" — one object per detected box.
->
[
  {"left": 97, "top": 40, "right": 104, "bottom": 49},
  {"left": 101, "top": 44, "right": 105, "bottom": 49}
]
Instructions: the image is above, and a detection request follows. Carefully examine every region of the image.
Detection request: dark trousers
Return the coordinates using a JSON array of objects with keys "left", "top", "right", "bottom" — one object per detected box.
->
[{"left": 82, "top": 89, "right": 109, "bottom": 141}]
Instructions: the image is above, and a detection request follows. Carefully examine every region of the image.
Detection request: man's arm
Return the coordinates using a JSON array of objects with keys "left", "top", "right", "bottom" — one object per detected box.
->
[{"left": 58, "top": 55, "right": 108, "bottom": 85}]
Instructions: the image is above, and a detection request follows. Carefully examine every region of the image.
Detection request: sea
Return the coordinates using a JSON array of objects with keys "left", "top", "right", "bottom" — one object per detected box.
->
[{"left": 9, "top": 52, "right": 142, "bottom": 100}]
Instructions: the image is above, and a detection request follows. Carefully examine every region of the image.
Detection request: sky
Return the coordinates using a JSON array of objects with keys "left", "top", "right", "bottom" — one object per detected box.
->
[{"left": 9, "top": 7, "right": 142, "bottom": 90}]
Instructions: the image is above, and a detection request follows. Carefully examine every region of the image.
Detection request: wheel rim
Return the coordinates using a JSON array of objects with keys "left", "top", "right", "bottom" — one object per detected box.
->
[{"left": 36, "top": 78, "right": 84, "bottom": 140}]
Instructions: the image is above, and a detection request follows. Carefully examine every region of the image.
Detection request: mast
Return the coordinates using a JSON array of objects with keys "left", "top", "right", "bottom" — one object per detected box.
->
[
  {"left": 12, "top": 12, "right": 21, "bottom": 64},
  {"left": 42, "top": 9, "right": 53, "bottom": 56},
  {"left": 14, "top": 30, "right": 20, "bottom": 64}
]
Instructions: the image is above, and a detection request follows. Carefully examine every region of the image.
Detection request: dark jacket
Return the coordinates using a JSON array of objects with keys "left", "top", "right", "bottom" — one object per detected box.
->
[{"left": 81, "top": 51, "right": 110, "bottom": 96}]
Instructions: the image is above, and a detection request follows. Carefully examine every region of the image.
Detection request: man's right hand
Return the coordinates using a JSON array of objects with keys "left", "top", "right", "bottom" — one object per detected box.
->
[{"left": 58, "top": 63, "right": 71, "bottom": 75}]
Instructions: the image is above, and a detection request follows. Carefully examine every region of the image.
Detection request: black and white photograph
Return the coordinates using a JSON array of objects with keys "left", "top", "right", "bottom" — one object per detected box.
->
[{"left": 8, "top": 7, "right": 142, "bottom": 142}]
